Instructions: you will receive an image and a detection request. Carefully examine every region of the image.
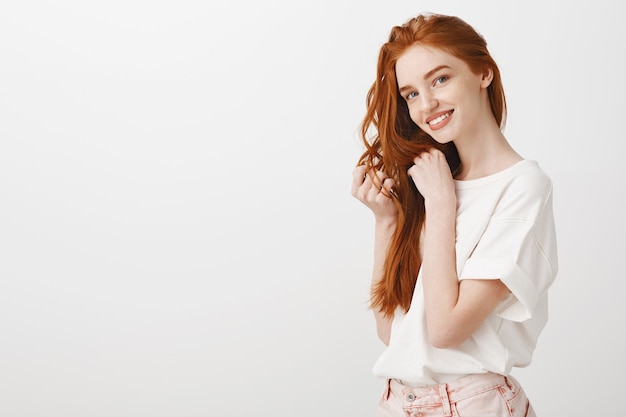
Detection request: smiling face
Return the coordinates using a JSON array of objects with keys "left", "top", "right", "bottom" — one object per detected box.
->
[{"left": 395, "top": 43, "right": 493, "bottom": 145}]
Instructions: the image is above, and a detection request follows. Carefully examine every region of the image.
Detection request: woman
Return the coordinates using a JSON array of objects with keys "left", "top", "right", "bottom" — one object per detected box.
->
[{"left": 351, "top": 13, "right": 558, "bottom": 417}]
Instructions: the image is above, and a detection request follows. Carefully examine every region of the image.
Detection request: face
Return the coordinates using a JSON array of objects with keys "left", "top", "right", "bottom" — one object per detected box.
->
[{"left": 395, "top": 43, "right": 492, "bottom": 144}]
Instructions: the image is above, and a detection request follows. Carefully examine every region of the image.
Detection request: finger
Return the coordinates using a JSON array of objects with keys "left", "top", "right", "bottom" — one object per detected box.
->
[
  {"left": 353, "top": 165, "right": 367, "bottom": 182},
  {"left": 367, "top": 170, "right": 389, "bottom": 199},
  {"left": 354, "top": 169, "right": 377, "bottom": 201},
  {"left": 363, "top": 169, "right": 374, "bottom": 188},
  {"left": 380, "top": 177, "right": 396, "bottom": 198},
  {"left": 407, "top": 165, "right": 414, "bottom": 179},
  {"left": 382, "top": 177, "right": 395, "bottom": 188},
  {"left": 371, "top": 169, "right": 389, "bottom": 190},
  {"left": 377, "top": 174, "right": 390, "bottom": 190},
  {"left": 413, "top": 152, "right": 427, "bottom": 165},
  {"left": 359, "top": 167, "right": 377, "bottom": 192},
  {"left": 430, "top": 148, "right": 443, "bottom": 157},
  {"left": 351, "top": 165, "right": 369, "bottom": 195},
  {"left": 407, "top": 164, "right": 419, "bottom": 179},
  {"left": 361, "top": 168, "right": 394, "bottom": 196}
]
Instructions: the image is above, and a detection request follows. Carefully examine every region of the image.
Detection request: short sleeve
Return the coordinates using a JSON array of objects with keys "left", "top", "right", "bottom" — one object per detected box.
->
[{"left": 458, "top": 170, "right": 558, "bottom": 321}]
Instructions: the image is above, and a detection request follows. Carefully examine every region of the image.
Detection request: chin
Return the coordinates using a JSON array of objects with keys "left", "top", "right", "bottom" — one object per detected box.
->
[{"left": 429, "top": 134, "right": 454, "bottom": 145}]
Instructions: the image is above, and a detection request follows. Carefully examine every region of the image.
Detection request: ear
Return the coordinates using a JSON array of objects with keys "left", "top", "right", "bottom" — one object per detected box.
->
[{"left": 480, "top": 67, "right": 494, "bottom": 88}]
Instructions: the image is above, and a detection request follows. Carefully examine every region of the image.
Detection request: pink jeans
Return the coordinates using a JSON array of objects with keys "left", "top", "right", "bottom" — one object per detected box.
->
[{"left": 378, "top": 372, "right": 536, "bottom": 417}]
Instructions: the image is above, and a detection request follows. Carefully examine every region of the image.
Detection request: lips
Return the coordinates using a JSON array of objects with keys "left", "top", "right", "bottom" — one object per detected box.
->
[{"left": 426, "top": 110, "right": 453, "bottom": 131}]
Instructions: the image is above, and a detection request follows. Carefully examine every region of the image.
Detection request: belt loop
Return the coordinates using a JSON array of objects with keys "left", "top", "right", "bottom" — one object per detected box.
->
[
  {"left": 504, "top": 375, "right": 514, "bottom": 391},
  {"left": 383, "top": 378, "right": 392, "bottom": 401},
  {"left": 439, "top": 384, "right": 452, "bottom": 417}
]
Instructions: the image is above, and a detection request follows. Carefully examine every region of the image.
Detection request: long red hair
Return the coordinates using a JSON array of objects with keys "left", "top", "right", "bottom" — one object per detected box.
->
[{"left": 358, "top": 13, "right": 507, "bottom": 317}]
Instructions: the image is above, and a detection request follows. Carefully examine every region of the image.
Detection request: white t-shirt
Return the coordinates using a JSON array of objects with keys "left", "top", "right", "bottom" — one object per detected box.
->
[{"left": 372, "top": 160, "right": 559, "bottom": 386}]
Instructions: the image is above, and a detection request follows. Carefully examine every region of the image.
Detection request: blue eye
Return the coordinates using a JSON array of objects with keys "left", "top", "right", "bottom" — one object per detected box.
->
[
  {"left": 406, "top": 92, "right": 418, "bottom": 100},
  {"left": 435, "top": 75, "right": 448, "bottom": 85}
]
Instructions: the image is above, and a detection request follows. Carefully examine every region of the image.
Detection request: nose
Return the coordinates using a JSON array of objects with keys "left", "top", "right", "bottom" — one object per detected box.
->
[{"left": 419, "top": 91, "right": 438, "bottom": 113}]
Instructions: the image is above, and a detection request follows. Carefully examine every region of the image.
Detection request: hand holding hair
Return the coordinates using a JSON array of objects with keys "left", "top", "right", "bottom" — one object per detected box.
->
[
  {"left": 351, "top": 165, "right": 398, "bottom": 222},
  {"left": 407, "top": 148, "right": 456, "bottom": 208}
]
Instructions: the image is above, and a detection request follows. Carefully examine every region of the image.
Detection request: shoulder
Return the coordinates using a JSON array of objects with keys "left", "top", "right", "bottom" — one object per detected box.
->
[
  {"left": 455, "top": 160, "right": 555, "bottom": 220},
  {"left": 456, "top": 160, "right": 553, "bottom": 201},
  {"left": 505, "top": 160, "right": 553, "bottom": 199},
  {"left": 492, "top": 161, "right": 554, "bottom": 221}
]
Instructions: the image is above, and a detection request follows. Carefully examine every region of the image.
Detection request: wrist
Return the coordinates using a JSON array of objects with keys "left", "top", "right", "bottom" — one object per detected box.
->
[
  {"left": 374, "top": 215, "right": 398, "bottom": 229},
  {"left": 424, "top": 196, "right": 456, "bottom": 215}
]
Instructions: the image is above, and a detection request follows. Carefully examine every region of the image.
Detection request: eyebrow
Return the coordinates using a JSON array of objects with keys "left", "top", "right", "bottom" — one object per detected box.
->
[{"left": 398, "top": 65, "right": 451, "bottom": 93}]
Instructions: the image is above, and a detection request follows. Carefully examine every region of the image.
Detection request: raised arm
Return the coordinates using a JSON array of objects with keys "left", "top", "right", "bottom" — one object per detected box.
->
[
  {"left": 408, "top": 149, "right": 509, "bottom": 348},
  {"left": 351, "top": 165, "right": 397, "bottom": 345}
]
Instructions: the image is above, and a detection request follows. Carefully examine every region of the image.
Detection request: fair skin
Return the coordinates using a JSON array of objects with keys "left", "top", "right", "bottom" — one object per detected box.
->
[{"left": 352, "top": 43, "right": 522, "bottom": 348}]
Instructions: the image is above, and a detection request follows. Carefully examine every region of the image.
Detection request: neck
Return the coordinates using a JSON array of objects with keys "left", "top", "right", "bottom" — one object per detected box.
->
[{"left": 453, "top": 120, "right": 522, "bottom": 181}]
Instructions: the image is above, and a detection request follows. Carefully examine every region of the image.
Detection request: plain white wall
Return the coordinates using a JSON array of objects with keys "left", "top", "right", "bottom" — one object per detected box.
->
[{"left": 1, "top": 1, "right": 624, "bottom": 416}]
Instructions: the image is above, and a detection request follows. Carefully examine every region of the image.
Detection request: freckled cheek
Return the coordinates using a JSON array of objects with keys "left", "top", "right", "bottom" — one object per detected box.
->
[{"left": 408, "top": 108, "right": 423, "bottom": 128}]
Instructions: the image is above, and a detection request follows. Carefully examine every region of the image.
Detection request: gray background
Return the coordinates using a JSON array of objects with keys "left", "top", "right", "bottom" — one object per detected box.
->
[{"left": 1, "top": 0, "right": 624, "bottom": 415}]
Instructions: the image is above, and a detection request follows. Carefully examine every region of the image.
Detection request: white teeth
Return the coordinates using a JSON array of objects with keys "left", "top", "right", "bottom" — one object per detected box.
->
[{"left": 428, "top": 112, "right": 450, "bottom": 125}]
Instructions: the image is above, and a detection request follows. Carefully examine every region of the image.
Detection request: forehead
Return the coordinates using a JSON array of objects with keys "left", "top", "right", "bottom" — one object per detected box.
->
[{"left": 395, "top": 44, "right": 465, "bottom": 82}]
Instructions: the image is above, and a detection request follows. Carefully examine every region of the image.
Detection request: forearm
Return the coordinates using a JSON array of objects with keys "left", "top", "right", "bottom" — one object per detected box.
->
[
  {"left": 350, "top": 165, "right": 399, "bottom": 345},
  {"left": 421, "top": 202, "right": 460, "bottom": 347},
  {"left": 421, "top": 202, "right": 510, "bottom": 348},
  {"left": 408, "top": 150, "right": 509, "bottom": 348},
  {"left": 371, "top": 217, "right": 396, "bottom": 345}
]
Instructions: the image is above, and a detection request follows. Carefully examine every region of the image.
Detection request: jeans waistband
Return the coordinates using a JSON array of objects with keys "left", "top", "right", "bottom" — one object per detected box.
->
[{"left": 389, "top": 372, "right": 513, "bottom": 407}]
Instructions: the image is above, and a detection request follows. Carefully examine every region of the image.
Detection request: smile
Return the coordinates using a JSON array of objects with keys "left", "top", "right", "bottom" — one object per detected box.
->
[
  {"left": 426, "top": 110, "right": 453, "bottom": 131},
  {"left": 427, "top": 111, "right": 452, "bottom": 126}
]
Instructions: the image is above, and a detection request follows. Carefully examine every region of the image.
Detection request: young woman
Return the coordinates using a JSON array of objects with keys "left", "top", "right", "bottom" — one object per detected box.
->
[{"left": 351, "top": 13, "right": 558, "bottom": 417}]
